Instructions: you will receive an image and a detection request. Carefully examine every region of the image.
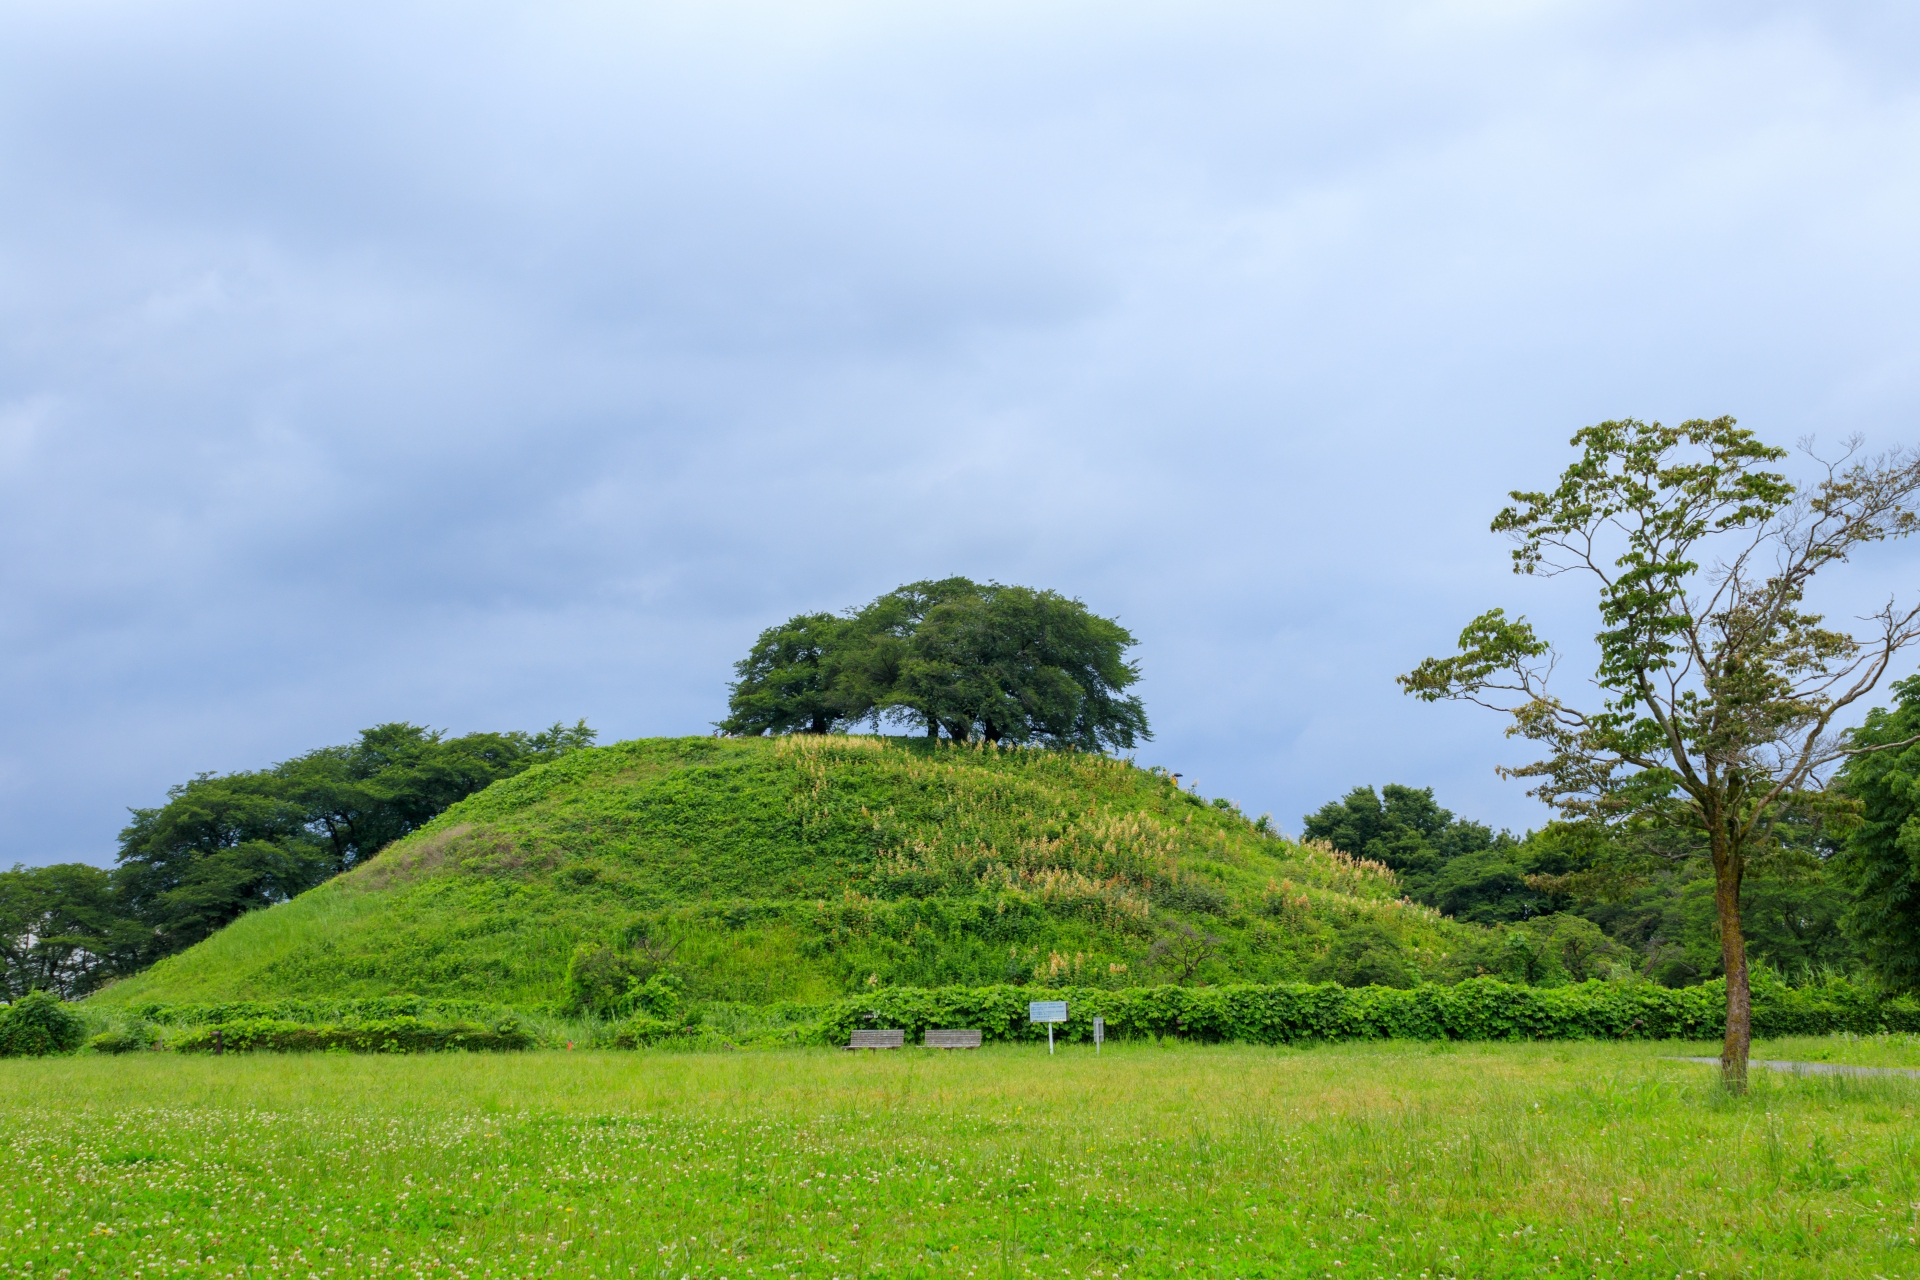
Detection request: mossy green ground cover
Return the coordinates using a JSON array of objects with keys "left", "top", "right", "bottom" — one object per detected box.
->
[
  {"left": 5, "top": 1040, "right": 1918, "bottom": 1279},
  {"left": 99, "top": 736, "right": 1475, "bottom": 1010}
]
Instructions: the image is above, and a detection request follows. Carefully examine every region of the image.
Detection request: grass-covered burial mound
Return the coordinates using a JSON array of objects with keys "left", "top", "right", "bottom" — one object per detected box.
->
[{"left": 95, "top": 735, "right": 1490, "bottom": 1009}]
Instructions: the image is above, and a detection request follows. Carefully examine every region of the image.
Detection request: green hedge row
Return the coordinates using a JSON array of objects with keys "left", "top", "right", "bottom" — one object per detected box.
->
[
  {"left": 819, "top": 977, "right": 1920, "bottom": 1045},
  {"left": 168, "top": 1015, "right": 533, "bottom": 1054},
  {"left": 39, "top": 975, "right": 1919, "bottom": 1057},
  {"left": 125, "top": 997, "right": 511, "bottom": 1027}
]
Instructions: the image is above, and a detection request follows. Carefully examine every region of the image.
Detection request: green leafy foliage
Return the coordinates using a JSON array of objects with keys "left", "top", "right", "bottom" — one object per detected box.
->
[
  {"left": 0, "top": 718, "right": 596, "bottom": 999},
  {"left": 79, "top": 971, "right": 1918, "bottom": 1055},
  {"left": 1303, "top": 783, "right": 1862, "bottom": 985},
  {"left": 564, "top": 941, "right": 685, "bottom": 1017},
  {"left": 0, "top": 862, "right": 148, "bottom": 998},
  {"left": 121, "top": 996, "right": 515, "bottom": 1026},
  {"left": 720, "top": 579, "right": 1150, "bottom": 750},
  {"left": 1302, "top": 784, "right": 1539, "bottom": 917},
  {"left": 716, "top": 612, "right": 850, "bottom": 735},
  {"left": 1307, "top": 922, "right": 1416, "bottom": 988},
  {"left": 168, "top": 1015, "right": 531, "bottom": 1054},
  {"left": 116, "top": 720, "right": 598, "bottom": 959},
  {"left": 0, "top": 989, "right": 87, "bottom": 1056},
  {"left": 75, "top": 997, "right": 534, "bottom": 1053},
  {"left": 1835, "top": 675, "right": 1920, "bottom": 989},
  {"left": 84, "top": 1022, "right": 158, "bottom": 1054},
  {"left": 818, "top": 974, "right": 1919, "bottom": 1046}
]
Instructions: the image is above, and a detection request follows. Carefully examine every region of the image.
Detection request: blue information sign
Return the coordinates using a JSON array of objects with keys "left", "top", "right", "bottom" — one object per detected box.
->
[{"left": 1029, "top": 1000, "right": 1068, "bottom": 1055}]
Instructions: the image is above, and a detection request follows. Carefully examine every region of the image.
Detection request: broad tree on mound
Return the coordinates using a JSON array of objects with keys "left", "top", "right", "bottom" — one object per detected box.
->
[
  {"left": 716, "top": 612, "right": 853, "bottom": 735},
  {"left": 886, "top": 583, "right": 1150, "bottom": 750},
  {"left": 1400, "top": 417, "right": 1920, "bottom": 1092},
  {"left": 718, "top": 578, "right": 1151, "bottom": 751}
]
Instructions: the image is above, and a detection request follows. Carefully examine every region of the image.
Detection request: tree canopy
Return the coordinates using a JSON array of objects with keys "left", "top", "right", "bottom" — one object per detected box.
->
[
  {"left": 1400, "top": 417, "right": 1920, "bottom": 1090},
  {"left": 0, "top": 718, "right": 595, "bottom": 996},
  {"left": 1302, "top": 781, "right": 1862, "bottom": 978},
  {"left": 719, "top": 578, "right": 1150, "bottom": 751},
  {"left": 1302, "top": 785, "right": 1511, "bottom": 899},
  {"left": 0, "top": 863, "right": 144, "bottom": 1000},
  {"left": 1835, "top": 676, "right": 1920, "bottom": 990}
]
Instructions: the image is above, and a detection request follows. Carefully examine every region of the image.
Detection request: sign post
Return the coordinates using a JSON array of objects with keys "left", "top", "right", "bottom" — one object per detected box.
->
[
  {"left": 1092, "top": 1015, "right": 1104, "bottom": 1055},
  {"left": 1028, "top": 1000, "right": 1068, "bottom": 1054}
]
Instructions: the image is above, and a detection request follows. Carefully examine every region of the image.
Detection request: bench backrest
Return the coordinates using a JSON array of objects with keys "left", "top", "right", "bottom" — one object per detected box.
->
[
  {"left": 848, "top": 1029, "right": 905, "bottom": 1049},
  {"left": 923, "top": 1029, "right": 983, "bottom": 1049}
]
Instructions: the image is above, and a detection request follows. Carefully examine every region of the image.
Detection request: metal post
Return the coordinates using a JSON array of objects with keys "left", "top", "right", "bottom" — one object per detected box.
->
[{"left": 1029, "top": 1000, "right": 1067, "bottom": 1056}]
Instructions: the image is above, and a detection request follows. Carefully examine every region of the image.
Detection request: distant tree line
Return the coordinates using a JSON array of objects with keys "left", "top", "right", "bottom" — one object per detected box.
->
[
  {"left": 720, "top": 577, "right": 1150, "bottom": 751},
  {"left": 0, "top": 720, "right": 594, "bottom": 999}
]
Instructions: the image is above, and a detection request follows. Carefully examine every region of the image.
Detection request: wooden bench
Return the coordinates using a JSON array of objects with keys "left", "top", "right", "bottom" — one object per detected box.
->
[
  {"left": 847, "top": 1029, "right": 905, "bottom": 1050},
  {"left": 923, "top": 1029, "right": 982, "bottom": 1050}
]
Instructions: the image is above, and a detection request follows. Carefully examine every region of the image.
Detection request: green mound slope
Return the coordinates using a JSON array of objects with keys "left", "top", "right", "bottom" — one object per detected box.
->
[{"left": 98, "top": 736, "right": 1480, "bottom": 1008}]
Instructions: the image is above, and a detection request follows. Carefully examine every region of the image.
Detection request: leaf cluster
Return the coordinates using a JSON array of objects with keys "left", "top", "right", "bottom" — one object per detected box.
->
[
  {"left": 820, "top": 973, "right": 1919, "bottom": 1046},
  {"left": 1402, "top": 418, "right": 1920, "bottom": 872},
  {"left": 0, "top": 719, "right": 596, "bottom": 996},
  {"left": 718, "top": 578, "right": 1149, "bottom": 751}
]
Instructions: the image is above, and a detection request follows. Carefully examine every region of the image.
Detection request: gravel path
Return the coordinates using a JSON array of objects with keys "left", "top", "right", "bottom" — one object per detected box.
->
[{"left": 1668, "top": 1056, "right": 1920, "bottom": 1079}]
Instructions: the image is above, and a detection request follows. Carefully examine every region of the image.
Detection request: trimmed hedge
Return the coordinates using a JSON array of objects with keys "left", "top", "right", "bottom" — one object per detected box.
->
[
  {"left": 818, "top": 977, "right": 1920, "bottom": 1046},
  {"left": 170, "top": 1015, "right": 532, "bottom": 1054},
  {"left": 127, "top": 997, "right": 511, "bottom": 1027},
  {"left": 69, "top": 976, "right": 1920, "bottom": 1055}
]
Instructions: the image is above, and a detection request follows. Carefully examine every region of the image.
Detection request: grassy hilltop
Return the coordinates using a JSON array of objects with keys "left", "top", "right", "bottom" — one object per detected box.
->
[{"left": 97, "top": 735, "right": 1480, "bottom": 1009}]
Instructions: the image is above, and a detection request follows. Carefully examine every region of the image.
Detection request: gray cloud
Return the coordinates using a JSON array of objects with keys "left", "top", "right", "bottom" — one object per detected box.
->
[{"left": 4, "top": 0, "right": 1920, "bottom": 862}]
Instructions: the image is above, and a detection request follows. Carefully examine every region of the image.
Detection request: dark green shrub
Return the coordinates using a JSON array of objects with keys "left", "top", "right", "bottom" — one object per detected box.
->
[
  {"left": 172, "top": 1015, "right": 531, "bottom": 1054},
  {"left": 603, "top": 1013, "right": 699, "bottom": 1048},
  {"left": 1158, "top": 880, "right": 1230, "bottom": 916},
  {"left": 632, "top": 971, "right": 686, "bottom": 1018},
  {"left": 815, "top": 977, "right": 1920, "bottom": 1047},
  {"left": 1308, "top": 924, "right": 1414, "bottom": 989},
  {"left": 130, "top": 997, "right": 507, "bottom": 1025},
  {"left": 87, "top": 1022, "right": 159, "bottom": 1054},
  {"left": 565, "top": 941, "right": 678, "bottom": 1016},
  {"left": 0, "top": 990, "right": 87, "bottom": 1056}
]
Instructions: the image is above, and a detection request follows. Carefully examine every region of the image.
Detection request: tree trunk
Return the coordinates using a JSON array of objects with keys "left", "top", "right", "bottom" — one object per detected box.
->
[{"left": 1711, "top": 838, "right": 1750, "bottom": 1094}]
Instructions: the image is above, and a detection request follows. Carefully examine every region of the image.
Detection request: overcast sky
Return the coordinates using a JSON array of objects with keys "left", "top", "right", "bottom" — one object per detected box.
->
[{"left": 4, "top": 1, "right": 1920, "bottom": 866}]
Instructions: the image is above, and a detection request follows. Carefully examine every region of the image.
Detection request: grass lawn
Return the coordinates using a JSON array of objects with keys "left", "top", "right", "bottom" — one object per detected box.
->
[{"left": 3, "top": 1038, "right": 1918, "bottom": 1279}]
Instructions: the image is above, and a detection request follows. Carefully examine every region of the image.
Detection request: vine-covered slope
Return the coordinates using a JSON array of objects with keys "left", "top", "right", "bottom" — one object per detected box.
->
[{"left": 97, "top": 736, "right": 1479, "bottom": 1008}]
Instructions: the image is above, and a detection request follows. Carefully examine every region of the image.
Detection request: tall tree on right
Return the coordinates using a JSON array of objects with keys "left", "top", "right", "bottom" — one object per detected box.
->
[{"left": 1400, "top": 418, "right": 1920, "bottom": 1092}]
